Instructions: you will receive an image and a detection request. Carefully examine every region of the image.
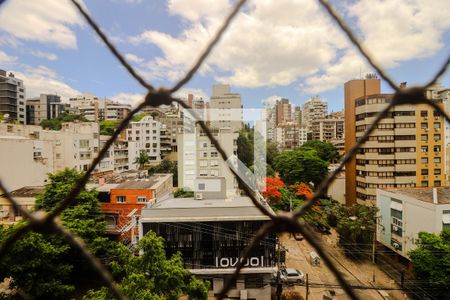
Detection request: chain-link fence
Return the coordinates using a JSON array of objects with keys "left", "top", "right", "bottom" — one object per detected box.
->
[{"left": 0, "top": 0, "right": 449, "bottom": 299}]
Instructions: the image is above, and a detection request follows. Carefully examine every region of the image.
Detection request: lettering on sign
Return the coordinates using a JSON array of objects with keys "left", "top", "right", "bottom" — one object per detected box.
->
[{"left": 215, "top": 256, "right": 264, "bottom": 268}]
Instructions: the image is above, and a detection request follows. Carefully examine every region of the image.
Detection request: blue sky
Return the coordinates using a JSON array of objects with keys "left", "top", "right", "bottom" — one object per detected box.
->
[{"left": 0, "top": 0, "right": 449, "bottom": 113}]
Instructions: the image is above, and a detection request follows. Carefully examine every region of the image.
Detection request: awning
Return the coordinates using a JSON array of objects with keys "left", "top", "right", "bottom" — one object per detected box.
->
[{"left": 390, "top": 201, "right": 403, "bottom": 211}]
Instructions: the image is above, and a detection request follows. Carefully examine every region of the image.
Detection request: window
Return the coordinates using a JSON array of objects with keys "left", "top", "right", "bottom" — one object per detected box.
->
[
  {"left": 434, "top": 122, "right": 441, "bottom": 129},
  {"left": 434, "top": 157, "right": 441, "bottom": 163},
  {"left": 421, "top": 169, "right": 428, "bottom": 175},
  {"left": 421, "top": 181, "right": 429, "bottom": 187},
  {"left": 421, "top": 134, "right": 428, "bottom": 141},
  {"left": 434, "top": 169, "right": 441, "bottom": 175},
  {"left": 79, "top": 139, "right": 89, "bottom": 148},
  {"left": 434, "top": 134, "right": 441, "bottom": 141},
  {"left": 421, "top": 123, "right": 428, "bottom": 129},
  {"left": 116, "top": 196, "right": 126, "bottom": 203},
  {"left": 211, "top": 151, "right": 218, "bottom": 157},
  {"left": 198, "top": 183, "right": 205, "bottom": 190},
  {"left": 202, "top": 152, "right": 208, "bottom": 158},
  {"left": 421, "top": 157, "right": 428, "bottom": 163},
  {"left": 434, "top": 180, "right": 441, "bottom": 187},
  {"left": 199, "top": 160, "right": 208, "bottom": 167},
  {"left": 434, "top": 145, "right": 441, "bottom": 152},
  {"left": 421, "top": 110, "right": 428, "bottom": 117},
  {"left": 421, "top": 146, "right": 428, "bottom": 152},
  {"left": 202, "top": 142, "right": 208, "bottom": 148},
  {"left": 137, "top": 196, "right": 146, "bottom": 203}
]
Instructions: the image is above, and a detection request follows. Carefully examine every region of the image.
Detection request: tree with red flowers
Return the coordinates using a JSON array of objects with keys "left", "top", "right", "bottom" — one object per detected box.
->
[{"left": 262, "top": 177, "right": 285, "bottom": 205}]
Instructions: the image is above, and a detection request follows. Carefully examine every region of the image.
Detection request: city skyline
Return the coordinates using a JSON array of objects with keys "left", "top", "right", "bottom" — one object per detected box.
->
[{"left": 0, "top": 0, "right": 449, "bottom": 112}]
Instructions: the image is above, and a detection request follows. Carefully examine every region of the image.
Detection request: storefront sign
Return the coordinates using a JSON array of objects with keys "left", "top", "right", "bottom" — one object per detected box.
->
[{"left": 215, "top": 256, "right": 264, "bottom": 268}]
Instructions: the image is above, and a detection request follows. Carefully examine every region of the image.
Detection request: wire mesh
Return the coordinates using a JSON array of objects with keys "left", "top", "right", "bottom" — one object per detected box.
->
[{"left": 0, "top": 0, "right": 449, "bottom": 299}]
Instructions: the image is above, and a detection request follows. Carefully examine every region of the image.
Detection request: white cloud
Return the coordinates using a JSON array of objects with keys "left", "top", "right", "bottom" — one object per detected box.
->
[
  {"left": 124, "top": 53, "right": 144, "bottom": 63},
  {"left": 110, "top": 92, "right": 145, "bottom": 108},
  {"left": 30, "top": 50, "right": 58, "bottom": 61},
  {"left": 0, "top": 0, "right": 85, "bottom": 49},
  {"left": 12, "top": 65, "right": 80, "bottom": 101},
  {"left": 261, "top": 95, "right": 283, "bottom": 108},
  {"left": 130, "top": 0, "right": 450, "bottom": 94},
  {"left": 0, "top": 51, "right": 17, "bottom": 64},
  {"left": 172, "top": 88, "right": 209, "bottom": 101}
]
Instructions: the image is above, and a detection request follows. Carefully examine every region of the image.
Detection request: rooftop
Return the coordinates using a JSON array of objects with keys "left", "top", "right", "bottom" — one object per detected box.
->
[
  {"left": 8, "top": 186, "right": 44, "bottom": 198},
  {"left": 141, "top": 195, "right": 273, "bottom": 222},
  {"left": 384, "top": 187, "right": 450, "bottom": 204}
]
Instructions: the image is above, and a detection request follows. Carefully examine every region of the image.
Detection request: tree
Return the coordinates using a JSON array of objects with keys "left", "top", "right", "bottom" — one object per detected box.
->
[
  {"left": 274, "top": 147, "right": 328, "bottom": 186},
  {"left": 84, "top": 231, "right": 208, "bottom": 300},
  {"left": 262, "top": 177, "right": 285, "bottom": 206},
  {"left": 266, "top": 141, "right": 279, "bottom": 166},
  {"left": 131, "top": 113, "right": 149, "bottom": 122},
  {"left": 301, "top": 140, "right": 339, "bottom": 163},
  {"left": 134, "top": 150, "right": 150, "bottom": 170},
  {"left": 99, "top": 120, "right": 120, "bottom": 136},
  {"left": 40, "top": 112, "right": 87, "bottom": 130},
  {"left": 0, "top": 169, "right": 123, "bottom": 298},
  {"left": 237, "top": 128, "right": 254, "bottom": 168},
  {"left": 409, "top": 230, "right": 450, "bottom": 298},
  {"left": 148, "top": 159, "right": 178, "bottom": 186}
]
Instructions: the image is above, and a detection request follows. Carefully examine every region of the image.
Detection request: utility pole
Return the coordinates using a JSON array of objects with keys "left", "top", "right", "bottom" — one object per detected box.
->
[
  {"left": 305, "top": 273, "right": 309, "bottom": 300},
  {"left": 276, "top": 243, "right": 282, "bottom": 300}
]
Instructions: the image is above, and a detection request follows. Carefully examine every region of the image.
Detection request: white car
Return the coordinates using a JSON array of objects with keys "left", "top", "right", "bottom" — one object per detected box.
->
[{"left": 281, "top": 268, "right": 305, "bottom": 284}]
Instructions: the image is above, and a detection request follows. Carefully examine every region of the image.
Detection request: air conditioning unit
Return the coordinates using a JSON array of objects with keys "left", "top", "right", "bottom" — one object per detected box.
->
[
  {"left": 393, "top": 242, "right": 400, "bottom": 249},
  {"left": 195, "top": 193, "right": 203, "bottom": 200}
]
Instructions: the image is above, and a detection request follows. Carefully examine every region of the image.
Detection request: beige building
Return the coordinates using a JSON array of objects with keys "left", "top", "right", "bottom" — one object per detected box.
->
[
  {"left": 302, "top": 96, "right": 328, "bottom": 130},
  {"left": 69, "top": 93, "right": 131, "bottom": 122},
  {"left": 0, "top": 69, "right": 26, "bottom": 124},
  {"left": 177, "top": 127, "right": 239, "bottom": 196},
  {"left": 210, "top": 84, "right": 242, "bottom": 132},
  {"left": 311, "top": 112, "right": 344, "bottom": 152},
  {"left": 345, "top": 76, "right": 446, "bottom": 205},
  {"left": 0, "top": 186, "right": 44, "bottom": 225},
  {"left": 274, "top": 122, "right": 308, "bottom": 150}
]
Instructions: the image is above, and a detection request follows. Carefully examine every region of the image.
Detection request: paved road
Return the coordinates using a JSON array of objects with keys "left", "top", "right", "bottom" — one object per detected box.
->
[{"left": 280, "top": 230, "right": 405, "bottom": 300}]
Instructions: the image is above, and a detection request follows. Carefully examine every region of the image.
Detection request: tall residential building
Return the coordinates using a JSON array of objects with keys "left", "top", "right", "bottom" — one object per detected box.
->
[
  {"left": 275, "top": 98, "right": 292, "bottom": 126},
  {"left": 294, "top": 106, "right": 302, "bottom": 126},
  {"left": 210, "top": 84, "right": 242, "bottom": 132},
  {"left": 302, "top": 96, "right": 328, "bottom": 130},
  {"left": 311, "top": 112, "right": 344, "bottom": 152},
  {"left": 177, "top": 127, "right": 239, "bottom": 196},
  {"left": 26, "top": 94, "right": 63, "bottom": 125},
  {"left": 0, "top": 70, "right": 26, "bottom": 124},
  {"left": 126, "top": 116, "right": 163, "bottom": 170},
  {"left": 345, "top": 76, "right": 446, "bottom": 205},
  {"left": 274, "top": 123, "right": 308, "bottom": 150}
]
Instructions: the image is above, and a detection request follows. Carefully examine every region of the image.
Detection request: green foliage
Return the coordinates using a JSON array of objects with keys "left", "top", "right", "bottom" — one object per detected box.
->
[
  {"left": 99, "top": 120, "right": 120, "bottom": 136},
  {"left": 174, "top": 188, "right": 194, "bottom": 198},
  {"left": 274, "top": 147, "right": 328, "bottom": 186},
  {"left": 40, "top": 112, "right": 87, "bottom": 130},
  {"left": 237, "top": 128, "right": 254, "bottom": 168},
  {"left": 409, "top": 230, "right": 450, "bottom": 298},
  {"left": 84, "top": 232, "right": 208, "bottom": 300},
  {"left": 266, "top": 141, "right": 279, "bottom": 166},
  {"left": 134, "top": 150, "right": 151, "bottom": 170},
  {"left": 335, "top": 205, "right": 377, "bottom": 258},
  {"left": 131, "top": 113, "right": 149, "bottom": 122},
  {"left": 0, "top": 168, "right": 120, "bottom": 298},
  {"left": 148, "top": 159, "right": 178, "bottom": 186},
  {"left": 301, "top": 140, "right": 339, "bottom": 163}
]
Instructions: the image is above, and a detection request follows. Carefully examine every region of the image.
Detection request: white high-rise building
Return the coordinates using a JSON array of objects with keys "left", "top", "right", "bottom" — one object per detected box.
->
[
  {"left": 126, "top": 116, "right": 162, "bottom": 170},
  {"left": 69, "top": 93, "right": 131, "bottom": 121}
]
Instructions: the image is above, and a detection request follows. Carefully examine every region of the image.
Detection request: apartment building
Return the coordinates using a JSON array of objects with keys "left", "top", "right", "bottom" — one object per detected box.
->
[
  {"left": 210, "top": 84, "right": 242, "bottom": 132},
  {"left": 177, "top": 127, "right": 239, "bottom": 196},
  {"left": 311, "top": 112, "right": 344, "bottom": 152},
  {"left": 275, "top": 98, "right": 292, "bottom": 126},
  {"left": 0, "top": 69, "right": 26, "bottom": 124},
  {"left": 69, "top": 93, "right": 131, "bottom": 121},
  {"left": 377, "top": 188, "right": 450, "bottom": 260},
  {"left": 294, "top": 106, "right": 302, "bottom": 126},
  {"left": 26, "top": 94, "right": 64, "bottom": 125},
  {"left": 274, "top": 122, "right": 308, "bottom": 150},
  {"left": 345, "top": 76, "right": 446, "bottom": 205},
  {"left": 302, "top": 96, "right": 328, "bottom": 130},
  {"left": 127, "top": 115, "right": 163, "bottom": 170},
  {"left": 0, "top": 122, "right": 100, "bottom": 174}
]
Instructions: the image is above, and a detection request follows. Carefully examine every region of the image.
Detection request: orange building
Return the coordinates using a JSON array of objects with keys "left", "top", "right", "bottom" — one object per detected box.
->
[{"left": 98, "top": 174, "right": 173, "bottom": 241}]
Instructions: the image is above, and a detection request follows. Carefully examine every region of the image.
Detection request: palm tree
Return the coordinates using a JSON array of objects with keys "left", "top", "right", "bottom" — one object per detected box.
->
[{"left": 134, "top": 150, "right": 150, "bottom": 170}]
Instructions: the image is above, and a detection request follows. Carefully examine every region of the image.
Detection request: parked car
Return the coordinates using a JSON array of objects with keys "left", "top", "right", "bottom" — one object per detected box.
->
[{"left": 281, "top": 268, "right": 305, "bottom": 284}]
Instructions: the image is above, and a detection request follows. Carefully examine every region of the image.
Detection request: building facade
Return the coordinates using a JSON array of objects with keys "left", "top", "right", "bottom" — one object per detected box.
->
[
  {"left": 0, "top": 186, "right": 44, "bottom": 225},
  {"left": 69, "top": 93, "right": 131, "bottom": 121},
  {"left": 345, "top": 77, "right": 447, "bottom": 205},
  {"left": 139, "top": 178, "right": 276, "bottom": 300},
  {"left": 274, "top": 123, "right": 308, "bottom": 150},
  {"left": 311, "top": 113, "right": 344, "bottom": 152},
  {"left": 26, "top": 94, "right": 63, "bottom": 125},
  {"left": 275, "top": 98, "right": 292, "bottom": 126},
  {"left": 0, "top": 70, "right": 26, "bottom": 124},
  {"left": 377, "top": 188, "right": 450, "bottom": 259},
  {"left": 302, "top": 96, "right": 328, "bottom": 130},
  {"left": 210, "top": 84, "right": 243, "bottom": 132}
]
